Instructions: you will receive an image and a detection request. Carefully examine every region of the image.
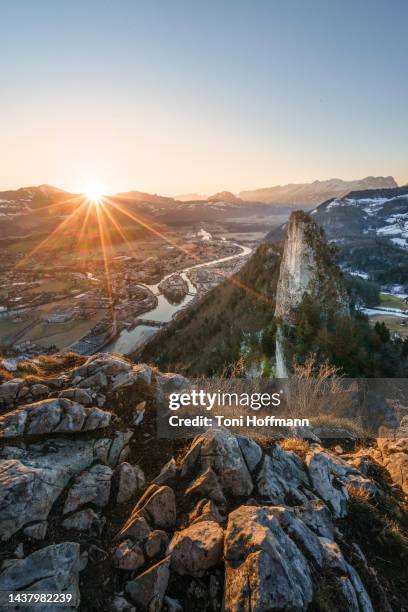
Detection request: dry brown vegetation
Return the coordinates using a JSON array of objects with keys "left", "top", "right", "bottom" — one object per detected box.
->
[
  {"left": 311, "top": 414, "right": 367, "bottom": 439},
  {"left": 285, "top": 354, "right": 367, "bottom": 438},
  {"left": 280, "top": 437, "right": 310, "bottom": 458},
  {"left": 0, "top": 352, "right": 86, "bottom": 382},
  {"left": 346, "top": 478, "right": 408, "bottom": 560},
  {"left": 288, "top": 355, "right": 353, "bottom": 416}
]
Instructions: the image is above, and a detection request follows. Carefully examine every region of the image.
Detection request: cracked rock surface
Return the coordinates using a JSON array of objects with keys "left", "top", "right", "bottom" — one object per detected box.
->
[{"left": 0, "top": 353, "right": 407, "bottom": 611}]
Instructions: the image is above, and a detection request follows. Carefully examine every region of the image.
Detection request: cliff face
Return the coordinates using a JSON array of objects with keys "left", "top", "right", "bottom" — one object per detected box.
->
[
  {"left": 275, "top": 211, "right": 349, "bottom": 376},
  {"left": 266, "top": 186, "right": 408, "bottom": 285}
]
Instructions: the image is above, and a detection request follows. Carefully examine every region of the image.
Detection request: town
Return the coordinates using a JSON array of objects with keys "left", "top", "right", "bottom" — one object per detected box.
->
[{"left": 0, "top": 229, "right": 250, "bottom": 363}]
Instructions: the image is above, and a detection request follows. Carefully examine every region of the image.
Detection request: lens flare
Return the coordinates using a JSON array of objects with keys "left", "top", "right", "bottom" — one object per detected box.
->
[{"left": 84, "top": 184, "right": 104, "bottom": 204}]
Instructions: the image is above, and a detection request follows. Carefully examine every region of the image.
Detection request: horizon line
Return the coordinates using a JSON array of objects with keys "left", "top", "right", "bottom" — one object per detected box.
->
[{"left": 0, "top": 174, "right": 405, "bottom": 200}]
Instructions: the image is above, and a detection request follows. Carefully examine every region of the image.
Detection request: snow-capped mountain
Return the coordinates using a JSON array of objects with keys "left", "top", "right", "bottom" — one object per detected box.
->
[
  {"left": 312, "top": 187, "right": 408, "bottom": 248},
  {"left": 309, "top": 186, "right": 408, "bottom": 285},
  {"left": 265, "top": 186, "right": 408, "bottom": 286},
  {"left": 0, "top": 185, "right": 72, "bottom": 219},
  {"left": 239, "top": 176, "right": 398, "bottom": 206}
]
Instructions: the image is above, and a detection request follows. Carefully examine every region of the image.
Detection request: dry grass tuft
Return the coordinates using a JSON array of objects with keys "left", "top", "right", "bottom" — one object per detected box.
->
[
  {"left": 346, "top": 483, "right": 373, "bottom": 504},
  {"left": 17, "top": 352, "right": 86, "bottom": 379},
  {"left": 289, "top": 354, "right": 351, "bottom": 416},
  {"left": 280, "top": 437, "right": 310, "bottom": 458},
  {"left": 311, "top": 414, "right": 367, "bottom": 439},
  {"left": 0, "top": 367, "right": 13, "bottom": 382},
  {"left": 0, "top": 351, "right": 87, "bottom": 384}
]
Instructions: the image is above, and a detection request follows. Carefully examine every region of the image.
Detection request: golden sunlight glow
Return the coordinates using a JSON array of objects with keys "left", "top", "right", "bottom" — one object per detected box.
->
[
  {"left": 84, "top": 184, "right": 105, "bottom": 204},
  {"left": 16, "top": 189, "right": 272, "bottom": 311}
]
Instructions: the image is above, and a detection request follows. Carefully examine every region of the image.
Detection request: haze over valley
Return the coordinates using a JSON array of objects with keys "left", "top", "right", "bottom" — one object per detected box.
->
[{"left": 1, "top": 175, "right": 406, "bottom": 361}]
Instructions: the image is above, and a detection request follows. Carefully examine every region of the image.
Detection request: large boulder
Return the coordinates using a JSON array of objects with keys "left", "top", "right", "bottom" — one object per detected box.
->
[
  {"left": 0, "top": 543, "right": 83, "bottom": 610},
  {"left": 120, "top": 485, "right": 176, "bottom": 537},
  {"left": 168, "top": 521, "right": 224, "bottom": 577},
  {"left": 0, "top": 398, "right": 111, "bottom": 438},
  {"left": 257, "top": 444, "right": 311, "bottom": 505},
  {"left": 0, "top": 438, "right": 98, "bottom": 540},
  {"left": 224, "top": 505, "right": 313, "bottom": 611},
  {"left": 305, "top": 448, "right": 376, "bottom": 517},
  {"left": 63, "top": 464, "right": 113, "bottom": 514},
  {"left": 125, "top": 557, "right": 170, "bottom": 611},
  {"left": 223, "top": 503, "right": 372, "bottom": 612},
  {"left": 180, "top": 429, "right": 253, "bottom": 497}
]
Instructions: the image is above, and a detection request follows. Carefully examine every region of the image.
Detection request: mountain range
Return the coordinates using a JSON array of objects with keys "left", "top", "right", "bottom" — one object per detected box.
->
[
  {"left": 267, "top": 185, "right": 408, "bottom": 286},
  {"left": 239, "top": 176, "right": 398, "bottom": 205},
  {"left": 0, "top": 176, "right": 399, "bottom": 221}
]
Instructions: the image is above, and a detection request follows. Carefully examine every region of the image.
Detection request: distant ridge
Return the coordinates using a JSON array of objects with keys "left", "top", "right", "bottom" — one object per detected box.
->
[
  {"left": 175, "top": 193, "right": 207, "bottom": 202},
  {"left": 206, "top": 191, "right": 242, "bottom": 203},
  {"left": 265, "top": 184, "right": 408, "bottom": 287},
  {"left": 239, "top": 176, "right": 398, "bottom": 206}
]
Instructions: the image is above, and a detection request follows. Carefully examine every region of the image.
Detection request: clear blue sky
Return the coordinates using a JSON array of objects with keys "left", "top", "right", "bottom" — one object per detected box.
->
[{"left": 1, "top": 0, "right": 407, "bottom": 195}]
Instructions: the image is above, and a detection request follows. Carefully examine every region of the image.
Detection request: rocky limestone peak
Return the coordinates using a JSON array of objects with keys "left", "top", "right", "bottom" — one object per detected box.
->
[
  {"left": 0, "top": 352, "right": 408, "bottom": 610},
  {"left": 275, "top": 211, "right": 349, "bottom": 376}
]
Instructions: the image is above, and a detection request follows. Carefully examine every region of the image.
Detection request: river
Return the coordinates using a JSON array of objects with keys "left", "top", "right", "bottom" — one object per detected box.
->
[{"left": 103, "top": 242, "right": 252, "bottom": 354}]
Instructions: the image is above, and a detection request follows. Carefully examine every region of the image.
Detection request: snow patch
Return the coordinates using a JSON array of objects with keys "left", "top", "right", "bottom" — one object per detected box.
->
[{"left": 390, "top": 237, "right": 408, "bottom": 249}]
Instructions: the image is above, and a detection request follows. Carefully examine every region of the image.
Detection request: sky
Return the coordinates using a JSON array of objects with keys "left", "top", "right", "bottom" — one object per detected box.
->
[{"left": 1, "top": 0, "right": 407, "bottom": 196}]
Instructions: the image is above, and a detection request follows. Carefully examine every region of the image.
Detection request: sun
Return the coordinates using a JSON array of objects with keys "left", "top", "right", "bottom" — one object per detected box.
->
[{"left": 83, "top": 184, "right": 105, "bottom": 205}]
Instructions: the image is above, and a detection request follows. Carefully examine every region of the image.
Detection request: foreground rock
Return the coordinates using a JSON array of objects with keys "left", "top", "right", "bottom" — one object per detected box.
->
[
  {"left": 63, "top": 464, "right": 113, "bottom": 514},
  {"left": 0, "top": 438, "right": 101, "bottom": 540},
  {"left": 306, "top": 447, "right": 377, "bottom": 517},
  {"left": 0, "top": 543, "right": 84, "bottom": 611},
  {"left": 180, "top": 428, "right": 254, "bottom": 497},
  {"left": 120, "top": 485, "right": 176, "bottom": 537},
  {"left": 0, "top": 397, "right": 111, "bottom": 438},
  {"left": 0, "top": 354, "right": 405, "bottom": 611},
  {"left": 224, "top": 505, "right": 313, "bottom": 611},
  {"left": 168, "top": 521, "right": 224, "bottom": 577},
  {"left": 223, "top": 505, "right": 373, "bottom": 612},
  {"left": 256, "top": 443, "right": 311, "bottom": 505},
  {"left": 125, "top": 557, "right": 170, "bottom": 610}
]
